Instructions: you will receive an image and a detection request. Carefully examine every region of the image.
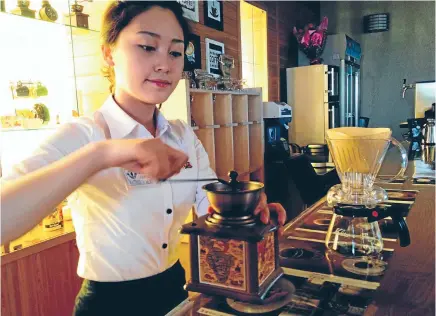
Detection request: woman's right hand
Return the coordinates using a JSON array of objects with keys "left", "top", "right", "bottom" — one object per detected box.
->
[{"left": 101, "top": 138, "right": 189, "bottom": 180}]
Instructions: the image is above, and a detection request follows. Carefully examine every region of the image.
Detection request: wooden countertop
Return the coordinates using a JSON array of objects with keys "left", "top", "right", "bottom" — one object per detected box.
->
[
  {"left": 1, "top": 220, "right": 76, "bottom": 265},
  {"left": 278, "top": 164, "right": 435, "bottom": 316},
  {"left": 365, "top": 160, "right": 435, "bottom": 315}
]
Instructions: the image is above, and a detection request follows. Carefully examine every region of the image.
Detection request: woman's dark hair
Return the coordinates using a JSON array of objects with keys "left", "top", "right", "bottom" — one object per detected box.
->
[{"left": 101, "top": 1, "right": 191, "bottom": 94}]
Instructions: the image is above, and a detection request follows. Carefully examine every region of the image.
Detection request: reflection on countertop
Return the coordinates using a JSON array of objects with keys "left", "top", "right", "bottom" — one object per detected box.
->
[{"left": 311, "top": 162, "right": 335, "bottom": 175}]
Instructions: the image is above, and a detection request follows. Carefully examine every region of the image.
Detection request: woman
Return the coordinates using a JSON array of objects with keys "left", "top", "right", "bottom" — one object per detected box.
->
[{"left": 1, "top": 1, "right": 286, "bottom": 315}]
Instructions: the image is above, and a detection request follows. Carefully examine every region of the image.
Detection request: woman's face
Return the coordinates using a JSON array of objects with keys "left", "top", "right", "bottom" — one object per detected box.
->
[{"left": 105, "top": 6, "right": 185, "bottom": 105}]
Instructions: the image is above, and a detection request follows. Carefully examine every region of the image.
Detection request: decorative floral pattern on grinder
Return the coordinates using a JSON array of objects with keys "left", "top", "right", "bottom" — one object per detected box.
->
[
  {"left": 198, "top": 236, "right": 246, "bottom": 290},
  {"left": 258, "top": 232, "right": 275, "bottom": 286}
]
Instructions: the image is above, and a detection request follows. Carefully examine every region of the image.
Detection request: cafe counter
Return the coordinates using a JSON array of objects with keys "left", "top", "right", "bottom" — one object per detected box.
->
[
  {"left": 1, "top": 219, "right": 76, "bottom": 263},
  {"left": 1, "top": 220, "right": 83, "bottom": 316},
  {"left": 168, "top": 160, "right": 435, "bottom": 316}
]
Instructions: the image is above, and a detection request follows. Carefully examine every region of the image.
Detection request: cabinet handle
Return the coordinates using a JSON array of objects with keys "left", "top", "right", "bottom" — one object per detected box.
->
[{"left": 327, "top": 68, "right": 335, "bottom": 95}]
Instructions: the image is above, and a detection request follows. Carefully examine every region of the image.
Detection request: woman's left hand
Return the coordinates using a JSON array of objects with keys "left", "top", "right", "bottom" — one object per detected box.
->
[{"left": 253, "top": 192, "right": 287, "bottom": 226}]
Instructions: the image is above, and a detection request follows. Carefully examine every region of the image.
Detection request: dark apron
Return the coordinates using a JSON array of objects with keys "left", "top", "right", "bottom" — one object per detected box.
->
[{"left": 73, "top": 261, "right": 188, "bottom": 316}]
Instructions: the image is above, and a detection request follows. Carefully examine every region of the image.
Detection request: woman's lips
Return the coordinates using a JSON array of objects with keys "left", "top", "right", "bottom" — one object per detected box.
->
[{"left": 147, "top": 79, "right": 171, "bottom": 88}]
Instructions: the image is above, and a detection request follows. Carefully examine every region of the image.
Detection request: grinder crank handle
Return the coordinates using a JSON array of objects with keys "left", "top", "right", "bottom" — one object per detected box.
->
[{"left": 391, "top": 214, "right": 411, "bottom": 247}]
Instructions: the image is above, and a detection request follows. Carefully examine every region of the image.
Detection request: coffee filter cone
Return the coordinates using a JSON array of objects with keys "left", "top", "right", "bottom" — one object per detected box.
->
[
  {"left": 326, "top": 127, "right": 392, "bottom": 140},
  {"left": 326, "top": 128, "right": 392, "bottom": 174}
]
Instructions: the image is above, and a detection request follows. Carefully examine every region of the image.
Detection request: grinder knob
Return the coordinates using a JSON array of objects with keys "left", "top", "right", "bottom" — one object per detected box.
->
[{"left": 228, "top": 170, "right": 239, "bottom": 185}]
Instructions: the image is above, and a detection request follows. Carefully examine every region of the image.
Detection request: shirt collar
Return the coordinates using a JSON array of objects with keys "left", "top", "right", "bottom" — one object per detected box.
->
[
  {"left": 154, "top": 107, "right": 171, "bottom": 138},
  {"left": 97, "top": 96, "right": 171, "bottom": 139}
]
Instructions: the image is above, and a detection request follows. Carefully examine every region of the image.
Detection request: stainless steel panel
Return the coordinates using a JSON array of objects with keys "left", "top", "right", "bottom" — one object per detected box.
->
[
  {"left": 339, "top": 59, "right": 346, "bottom": 126},
  {"left": 346, "top": 64, "right": 352, "bottom": 126},
  {"left": 350, "top": 67, "right": 354, "bottom": 126},
  {"left": 324, "top": 101, "right": 330, "bottom": 137},
  {"left": 331, "top": 105, "right": 336, "bottom": 128},
  {"left": 327, "top": 67, "right": 339, "bottom": 97},
  {"left": 328, "top": 68, "right": 335, "bottom": 96},
  {"left": 354, "top": 70, "right": 360, "bottom": 126},
  {"left": 327, "top": 102, "right": 339, "bottom": 129}
]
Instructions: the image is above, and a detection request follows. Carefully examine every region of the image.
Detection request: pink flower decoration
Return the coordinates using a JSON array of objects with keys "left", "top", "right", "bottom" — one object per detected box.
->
[
  {"left": 293, "top": 16, "right": 329, "bottom": 65},
  {"left": 311, "top": 31, "right": 324, "bottom": 47}
]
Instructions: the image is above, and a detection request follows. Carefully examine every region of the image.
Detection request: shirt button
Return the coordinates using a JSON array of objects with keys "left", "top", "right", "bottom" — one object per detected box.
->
[
  {"left": 166, "top": 208, "right": 172, "bottom": 215},
  {"left": 162, "top": 243, "right": 168, "bottom": 249}
]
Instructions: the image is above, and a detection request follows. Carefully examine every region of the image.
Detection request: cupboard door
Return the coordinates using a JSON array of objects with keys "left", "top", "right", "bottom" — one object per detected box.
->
[{"left": 1, "top": 239, "right": 82, "bottom": 316}]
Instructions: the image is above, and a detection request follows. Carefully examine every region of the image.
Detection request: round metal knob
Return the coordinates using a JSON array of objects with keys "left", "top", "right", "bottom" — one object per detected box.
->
[{"left": 228, "top": 170, "right": 239, "bottom": 185}]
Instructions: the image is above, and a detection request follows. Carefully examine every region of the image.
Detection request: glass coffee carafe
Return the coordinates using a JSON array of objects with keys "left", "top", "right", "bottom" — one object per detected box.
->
[
  {"left": 325, "top": 203, "right": 410, "bottom": 276},
  {"left": 324, "top": 128, "right": 410, "bottom": 276}
]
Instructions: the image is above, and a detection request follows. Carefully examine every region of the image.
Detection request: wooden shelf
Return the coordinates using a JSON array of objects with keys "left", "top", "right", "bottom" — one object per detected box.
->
[
  {"left": 233, "top": 125, "right": 250, "bottom": 174},
  {"left": 163, "top": 80, "right": 264, "bottom": 182},
  {"left": 250, "top": 167, "right": 265, "bottom": 183},
  {"left": 249, "top": 123, "right": 264, "bottom": 171},
  {"left": 237, "top": 172, "right": 250, "bottom": 182},
  {"left": 237, "top": 121, "right": 253, "bottom": 126},
  {"left": 0, "top": 11, "right": 99, "bottom": 36},
  {"left": 232, "top": 95, "right": 248, "bottom": 123},
  {"left": 235, "top": 168, "right": 264, "bottom": 183},
  {"left": 248, "top": 94, "right": 263, "bottom": 122},
  {"left": 191, "top": 125, "right": 221, "bottom": 130},
  {"left": 194, "top": 128, "right": 216, "bottom": 170},
  {"left": 1, "top": 126, "right": 59, "bottom": 132},
  {"left": 214, "top": 127, "right": 234, "bottom": 177},
  {"left": 190, "top": 88, "right": 260, "bottom": 96},
  {"left": 191, "top": 93, "right": 214, "bottom": 127},
  {"left": 213, "top": 94, "right": 232, "bottom": 125}
]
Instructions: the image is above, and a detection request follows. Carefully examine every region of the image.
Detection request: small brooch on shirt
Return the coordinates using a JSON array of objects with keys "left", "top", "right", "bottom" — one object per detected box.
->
[
  {"left": 123, "top": 170, "right": 154, "bottom": 186},
  {"left": 184, "top": 161, "right": 193, "bottom": 169},
  {"left": 126, "top": 171, "right": 137, "bottom": 180}
]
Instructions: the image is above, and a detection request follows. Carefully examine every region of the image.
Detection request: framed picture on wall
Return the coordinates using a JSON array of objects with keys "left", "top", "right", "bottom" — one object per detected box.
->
[
  {"left": 184, "top": 33, "right": 202, "bottom": 71},
  {"left": 177, "top": 0, "right": 199, "bottom": 22},
  {"left": 204, "top": 0, "right": 224, "bottom": 31},
  {"left": 205, "top": 38, "right": 225, "bottom": 76}
]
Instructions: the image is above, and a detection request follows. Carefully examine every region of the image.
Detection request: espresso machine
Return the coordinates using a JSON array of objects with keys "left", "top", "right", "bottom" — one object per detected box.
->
[
  {"left": 401, "top": 81, "right": 435, "bottom": 167},
  {"left": 263, "top": 102, "right": 292, "bottom": 162}
]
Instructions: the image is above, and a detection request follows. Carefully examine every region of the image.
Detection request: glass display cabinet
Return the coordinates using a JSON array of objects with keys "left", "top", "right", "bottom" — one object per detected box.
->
[{"left": 0, "top": 0, "right": 110, "bottom": 175}]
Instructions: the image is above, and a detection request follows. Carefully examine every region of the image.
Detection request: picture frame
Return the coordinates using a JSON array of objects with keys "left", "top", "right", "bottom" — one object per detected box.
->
[
  {"left": 205, "top": 38, "right": 225, "bottom": 77},
  {"left": 184, "top": 33, "right": 202, "bottom": 71},
  {"left": 204, "top": 0, "right": 224, "bottom": 31},
  {"left": 177, "top": 0, "right": 199, "bottom": 23}
]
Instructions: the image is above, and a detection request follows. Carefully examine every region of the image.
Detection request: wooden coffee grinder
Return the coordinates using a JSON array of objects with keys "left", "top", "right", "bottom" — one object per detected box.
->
[{"left": 180, "top": 171, "right": 284, "bottom": 304}]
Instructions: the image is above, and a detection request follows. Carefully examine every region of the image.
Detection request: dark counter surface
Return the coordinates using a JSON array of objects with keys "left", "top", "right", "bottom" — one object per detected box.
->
[
  {"left": 364, "top": 159, "right": 435, "bottom": 315},
  {"left": 169, "top": 153, "right": 435, "bottom": 316}
]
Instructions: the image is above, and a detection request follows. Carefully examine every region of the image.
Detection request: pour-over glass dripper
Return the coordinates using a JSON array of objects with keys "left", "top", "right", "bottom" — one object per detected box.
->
[{"left": 325, "top": 128, "right": 408, "bottom": 208}]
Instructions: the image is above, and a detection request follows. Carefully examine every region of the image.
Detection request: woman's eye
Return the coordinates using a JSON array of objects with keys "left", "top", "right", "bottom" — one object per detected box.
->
[
  {"left": 170, "top": 51, "right": 183, "bottom": 58},
  {"left": 140, "top": 45, "right": 156, "bottom": 52}
]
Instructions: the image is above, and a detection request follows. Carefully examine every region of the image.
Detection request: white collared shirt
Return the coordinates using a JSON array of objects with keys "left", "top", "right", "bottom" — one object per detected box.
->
[{"left": 3, "top": 96, "right": 216, "bottom": 281}]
